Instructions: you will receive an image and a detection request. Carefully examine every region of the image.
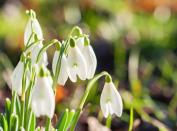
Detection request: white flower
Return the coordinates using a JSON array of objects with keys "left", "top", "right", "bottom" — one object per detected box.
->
[
  {"left": 31, "top": 74, "right": 55, "bottom": 118},
  {"left": 100, "top": 81, "right": 123, "bottom": 118},
  {"left": 30, "top": 43, "right": 48, "bottom": 66},
  {"left": 24, "top": 17, "right": 43, "bottom": 46},
  {"left": 52, "top": 50, "right": 68, "bottom": 85},
  {"left": 67, "top": 42, "right": 87, "bottom": 82},
  {"left": 76, "top": 37, "right": 97, "bottom": 79},
  {"left": 24, "top": 14, "right": 47, "bottom": 66},
  {"left": 11, "top": 61, "right": 24, "bottom": 95}
]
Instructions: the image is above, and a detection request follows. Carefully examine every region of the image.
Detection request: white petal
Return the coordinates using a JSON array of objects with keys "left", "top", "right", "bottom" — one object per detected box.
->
[
  {"left": 100, "top": 82, "right": 123, "bottom": 117},
  {"left": 31, "top": 43, "right": 48, "bottom": 66},
  {"left": 52, "top": 51, "right": 68, "bottom": 85},
  {"left": 82, "top": 45, "right": 97, "bottom": 79},
  {"left": 76, "top": 37, "right": 84, "bottom": 50},
  {"left": 11, "top": 61, "right": 24, "bottom": 95},
  {"left": 67, "top": 46, "right": 87, "bottom": 82},
  {"left": 24, "top": 18, "right": 43, "bottom": 46},
  {"left": 109, "top": 82, "right": 123, "bottom": 117},
  {"left": 100, "top": 83, "right": 111, "bottom": 118},
  {"left": 31, "top": 76, "right": 55, "bottom": 118}
]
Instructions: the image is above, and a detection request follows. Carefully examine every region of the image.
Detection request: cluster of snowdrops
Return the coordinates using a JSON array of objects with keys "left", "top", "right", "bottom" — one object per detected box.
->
[{"left": 0, "top": 10, "right": 123, "bottom": 131}]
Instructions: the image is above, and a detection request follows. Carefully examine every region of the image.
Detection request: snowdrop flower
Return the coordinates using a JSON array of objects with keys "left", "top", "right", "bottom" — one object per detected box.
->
[
  {"left": 31, "top": 66, "right": 55, "bottom": 118},
  {"left": 24, "top": 10, "right": 48, "bottom": 66},
  {"left": 100, "top": 77, "right": 123, "bottom": 118},
  {"left": 52, "top": 50, "right": 68, "bottom": 85},
  {"left": 67, "top": 39, "right": 87, "bottom": 82},
  {"left": 11, "top": 60, "right": 24, "bottom": 95},
  {"left": 76, "top": 37, "right": 97, "bottom": 79},
  {"left": 24, "top": 10, "right": 43, "bottom": 46}
]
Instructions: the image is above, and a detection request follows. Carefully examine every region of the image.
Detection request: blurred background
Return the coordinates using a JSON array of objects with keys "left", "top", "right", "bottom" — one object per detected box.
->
[{"left": 0, "top": 0, "right": 177, "bottom": 130}]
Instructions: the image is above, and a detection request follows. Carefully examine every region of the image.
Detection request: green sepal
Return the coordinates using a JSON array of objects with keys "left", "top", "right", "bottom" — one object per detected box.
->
[
  {"left": 69, "top": 38, "right": 75, "bottom": 48},
  {"left": 105, "top": 75, "right": 112, "bottom": 83}
]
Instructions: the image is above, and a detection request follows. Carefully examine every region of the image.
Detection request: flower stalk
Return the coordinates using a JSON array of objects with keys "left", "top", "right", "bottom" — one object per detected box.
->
[{"left": 70, "top": 71, "right": 110, "bottom": 131}]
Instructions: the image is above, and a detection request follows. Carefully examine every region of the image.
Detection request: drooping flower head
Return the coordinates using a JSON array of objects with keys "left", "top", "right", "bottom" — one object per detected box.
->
[
  {"left": 24, "top": 9, "right": 48, "bottom": 66},
  {"left": 31, "top": 65, "right": 55, "bottom": 118},
  {"left": 76, "top": 36, "right": 97, "bottom": 79},
  {"left": 52, "top": 27, "right": 97, "bottom": 85},
  {"left": 11, "top": 60, "right": 24, "bottom": 95},
  {"left": 52, "top": 42, "right": 68, "bottom": 85},
  {"left": 11, "top": 54, "right": 29, "bottom": 96},
  {"left": 67, "top": 38, "right": 87, "bottom": 82},
  {"left": 24, "top": 10, "right": 43, "bottom": 46},
  {"left": 100, "top": 76, "right": 123, "bottom": 118}
]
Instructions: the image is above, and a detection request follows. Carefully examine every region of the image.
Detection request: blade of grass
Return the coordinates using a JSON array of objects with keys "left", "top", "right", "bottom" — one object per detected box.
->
[{"left": 128, "top": 106, "right": 134, "bottom": 131}]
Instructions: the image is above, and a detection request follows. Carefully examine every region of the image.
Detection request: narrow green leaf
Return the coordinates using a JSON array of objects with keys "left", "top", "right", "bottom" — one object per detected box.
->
[
  {"left": 70, "top": 109, "right": 81, "bottom": 131},
  {"left": 10, "top": 114, "right": 18, "bottom": 131},
  {"left": 16, "top": 96, "right": 21, "bottom": 117},
  {"left": 10, "top": 92, "right": 17, "bottom": 115},
  {"left": 128, "top": 106, "right": 134, "bottom": 131},
  {"left": 65, "top": 110, "right": 75, "bottom": 130},
  {"left": 26, "top": 110, "right": 32, "bottom": 131},
  {"left": 30, "top": 113, "right": 36, "bottom": 131},
  {"left": 56, "top": 109, "right": 69, "bottom": 131},
  {"left": 5, "top": 98, "right": 11, "bottom": 125},
  {"left": 2, "top": 116, "right": 8, "bottom": 131}
]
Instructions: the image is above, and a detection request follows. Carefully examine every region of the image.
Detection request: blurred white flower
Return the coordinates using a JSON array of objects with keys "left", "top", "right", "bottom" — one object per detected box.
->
[
  {"left": 24, "top": 17, "right": 43, "bottom": 46},
  {"left": 24, "top": 14, "right": 48, "bottom": 66},
  {"left": 11, "top": 61, "right": 27, "bottom": 96},
  {"left": 31, "top": 72, "right": 55, "bottom": 118},
  {"left": 100, "top": 81, "right": 123, "bottom": 118},
  {"left": 30, "top": 43, "right": 48, "bottom": 66},
  {"left": 52, "top": 50, "right": 68, "bottom": 85},
  {"left": 76, "top": 37, "right": 97, "bottom": 79},
  {"left": 67, "top": 42, "right": 87, "bottom": 82}
]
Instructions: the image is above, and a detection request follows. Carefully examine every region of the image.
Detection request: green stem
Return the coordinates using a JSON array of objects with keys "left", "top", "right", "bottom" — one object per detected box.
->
[
  {"left": 20, "top": 59, "right": 28, "bottom": 128},
  {"left": 26, "top": 110, "right": 32, "bottom": 131},
  {"left": 20, "top": 100, "right": 25, "bottom": 127},
  {"left": 36, "top": 40, "right": 58, "bottom": 63},
  {"left": 52, "top": 39, "right": 70, "bottom": 90},
  {"left": 24, "top": 39, "right": 42, "bottom": 52},
  {"left": 79, "top": 71, "right": 109, "bottom": 109},
  {"left": 10, "top": 91, "right": 16, "bottom": 114},
  {"left": 25, "top": 32, "right": 34, "bottom": 47},
  {"left": 70, "top": 71, "right": 110, "bottom": 131},
  {"left": 45, "top": 117, "right": 51, "bottom": 131},
  {"left": 52, "top": 45, "right": 65, "bottom": 90},
  {"left": 25, "top": 67, "right": 36, "bottom": 130},
  {"left": 25, "top": 67, "right": 36, "bottom": 110}
]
